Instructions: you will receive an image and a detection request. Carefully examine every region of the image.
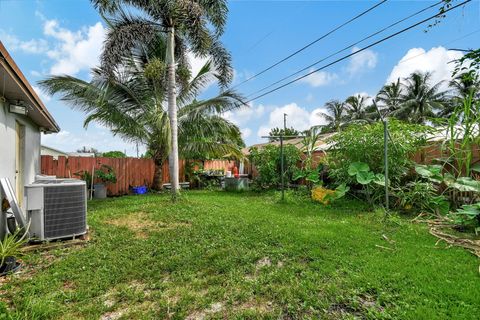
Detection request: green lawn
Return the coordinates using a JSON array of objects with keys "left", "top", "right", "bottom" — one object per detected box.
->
[{"left": 1, "top": 191, "right": 479, "bottom": 319}]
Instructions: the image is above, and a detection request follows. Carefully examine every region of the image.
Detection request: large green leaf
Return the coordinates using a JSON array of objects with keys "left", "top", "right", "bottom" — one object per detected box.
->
[
  {"left": 348, "top": 162, "right": 370, "bottom": 176},
  {"left": 372, "top": 173, "right": 386, "bottom": 186},
  {"left": 356, "top": 171, "right": 375, "bottom": 185},
  {"left": 451, "top": 177, "right": 480, "bottom": 192},
  {"left": 415, "top": 165, "right": 443, "bottom": 183},
  {"left": 471, "top": 163, "right": 480, "bottom": 173},
  {"left": 324, "top": 183, "right": 350, "bottom": 202}
]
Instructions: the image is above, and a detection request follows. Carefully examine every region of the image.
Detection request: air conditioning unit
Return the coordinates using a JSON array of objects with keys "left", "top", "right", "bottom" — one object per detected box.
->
[{"left": 25, "top": 179, "right": 87, "bottom": 241}]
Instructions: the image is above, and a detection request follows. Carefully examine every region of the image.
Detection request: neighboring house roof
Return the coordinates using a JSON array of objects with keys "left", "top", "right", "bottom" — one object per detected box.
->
[
  {"left": 67, "top": 152, "right": 96, "bottom": 158},
  {"left": 41, "top": 145, "right": 68, "bottom": 156},
  {"left": 243, "top": 133, "right": 336, "bottom": 155},
  {"left": 0, "top": 41, "right": 59, "bottom": 132}
]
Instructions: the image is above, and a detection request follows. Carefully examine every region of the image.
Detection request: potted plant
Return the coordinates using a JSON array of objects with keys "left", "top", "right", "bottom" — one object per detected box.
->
[
  {"left": 0, "top": 228, "right": 28, "bottom": 277},
  {"left": 74, "top": 170, "right": 93, "bottom": 192},
  {"left": 93, "top": 164, "right": 117, "bottom": 199}
]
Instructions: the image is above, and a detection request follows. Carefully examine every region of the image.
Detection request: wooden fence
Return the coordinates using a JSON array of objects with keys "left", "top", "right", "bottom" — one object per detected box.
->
[{"left": 40, "top": 156, "right": 239, "bottom": 196}]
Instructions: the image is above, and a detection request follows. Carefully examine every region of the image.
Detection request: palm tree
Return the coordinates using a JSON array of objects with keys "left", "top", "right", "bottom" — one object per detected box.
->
[
  {"left": 394, "top": 71, "right": 447, "bottom": 124},
  {"left": 92, "top": 0, "right": 233, "bottom": 197},
  {"left": 40, "top": 37, "right": 244, "bottom": 191},
  {"left": 376, "top": 79, "right": 402, "bottom": 115},
  {"left": 344, "top": 94, "right": 369, "bottom": 122},
  {"left": 318, "top": 100, "right": 346, "bottom": 132},
  {"left": 439, "top": 72, "right": 480, "bottom": 118}
]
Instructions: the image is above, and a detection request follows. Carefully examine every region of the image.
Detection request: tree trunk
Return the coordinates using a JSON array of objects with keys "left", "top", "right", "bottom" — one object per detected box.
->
[
  {"left": 167, "top": 26, "right": 180, "bottom": 199},
  {"left": 152, "top": 156, "right": 164, "bottom": 191}
]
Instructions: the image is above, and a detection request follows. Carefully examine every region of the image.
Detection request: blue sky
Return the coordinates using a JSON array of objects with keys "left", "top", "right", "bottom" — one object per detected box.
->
[{"left": 1, "top": 0, "right": 479, "bottom": 155}]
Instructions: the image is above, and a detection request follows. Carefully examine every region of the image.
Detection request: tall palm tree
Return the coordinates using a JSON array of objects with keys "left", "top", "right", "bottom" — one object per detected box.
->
[
  {"left": 344, "top": 94, "right": 368, "bottom": 122},
  {"left": 439, "top": 72, "right": 480, "bottom": 118},
  {"left": 394, "top": 71, "right": 447, "bottom": 124},
  {"left": 92, "top": 0, "right": 233, "bottom": 197},
  {"left": 318, "top": 100, "right": 346, "bottom": 132},
  {"left": 376, "top": 79, "right": 402, "bottom": 115},
  {"left": 40, "top": 37, "right": 244, "bottom": 191}
]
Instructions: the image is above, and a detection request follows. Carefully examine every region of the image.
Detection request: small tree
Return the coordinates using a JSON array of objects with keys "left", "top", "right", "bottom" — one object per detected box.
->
[
  {"left": 249, "top": 145, "right": 301, "bottom": 189},
  {"left": 268, "top": 127, "right": 300, "bottom": 142},
  {"left": 102, "top": 151, "right": 126, "bottom": 158}
]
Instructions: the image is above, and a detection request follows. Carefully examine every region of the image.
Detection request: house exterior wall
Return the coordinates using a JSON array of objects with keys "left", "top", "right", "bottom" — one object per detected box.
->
[
  {"left": 41, "top": 146, "right": 67, "bottom": 159},
  {"left": 0, "top": 100, "right": 41, "bottom": 205}
]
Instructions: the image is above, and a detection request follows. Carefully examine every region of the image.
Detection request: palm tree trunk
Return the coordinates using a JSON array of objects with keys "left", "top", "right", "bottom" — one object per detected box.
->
[
  {"left": 167, "top": 26, "right": 180, "bottom": 199},
  {"left": 152, "top": 155, "right": 164, "bottom": 191}
]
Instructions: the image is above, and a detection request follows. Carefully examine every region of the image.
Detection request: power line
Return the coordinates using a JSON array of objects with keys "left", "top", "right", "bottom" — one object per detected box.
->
[
  {"left": 231, "top": 0, "right": 388, "bottom": 90},
  {"left": 395, "top": 29, "right": 480, "bottom": 65},
  {"left": 247, "top": 0, "right": 444, "bottom": 99},
  {"left": 245, "top": 0, "right": 471, "bottom": 104}
]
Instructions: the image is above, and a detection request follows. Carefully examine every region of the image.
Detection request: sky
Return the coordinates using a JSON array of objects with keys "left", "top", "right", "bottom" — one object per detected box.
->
[{"left": 0, "top": 0, "right": 479, "bottom": 155}]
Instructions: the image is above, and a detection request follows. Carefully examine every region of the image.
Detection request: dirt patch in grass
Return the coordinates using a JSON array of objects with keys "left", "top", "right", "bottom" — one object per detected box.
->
[
  {"left": 327, "top": 294, "right": 384, "bottom": 319},
  {"left": 100, "top": 280, "right": 158, "bottom": 319},
  {"left": 233, "top": 299, "right": 275, "bottom": 314},
  {"left": 62, "top": 280, "right": 77, "bottom": 292},
  {"left": 106, "top": 212, "right": 191, "bottom": 239},
  {"left": 186, "top": 302, "right": 224, "bottom": 320}
]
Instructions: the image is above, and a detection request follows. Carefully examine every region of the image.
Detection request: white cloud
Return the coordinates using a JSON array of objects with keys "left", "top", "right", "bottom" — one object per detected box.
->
[
  {"left": 32, "top": 85, "right": 51, "bottom": 102},
  {"left": 0, "top": 31, "right": 49, "bottom": 54},
  {"left": 257, "top": 102, "right": 327, "bottom": 137},
  {"left": 43, "top": 20, "right": 106, "bottom": 76},
  {"left": 42, "top": 130, "right": 143, "bottom": 156},
  {"left": 223, "top": 103, "right": 265, "bottom": 126},
  {"left": 309, "top": 108, "right": 327, "bottom": 127},
  {"left": 350, "top": 91, "right": 372, "bottom": 101},
  {"left": 187, "top": 52, "right": 210, "bottom": 79},
  {"left": 386, "top": 46, "right": 463, "bottom": 88},
  {"left": 241, "top": 128, "right": 252, "bottom": 139},
  {"left": 347, "top": 46, "right": 378, "bottom": 76},
  {"left": 300, "top": 69, "right": 338, "bottom": 87}
]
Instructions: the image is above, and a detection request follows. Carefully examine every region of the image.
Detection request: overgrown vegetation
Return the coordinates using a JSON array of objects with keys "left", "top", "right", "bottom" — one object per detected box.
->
[
  {"left": 325, "top": 120, "right": 429, "bottom": 206},
  {"left": 248, "top": 144, "right": 301, "bottom": 189},
  {"left": 1, "top": 192, "right": 479, "bottom": 319}
]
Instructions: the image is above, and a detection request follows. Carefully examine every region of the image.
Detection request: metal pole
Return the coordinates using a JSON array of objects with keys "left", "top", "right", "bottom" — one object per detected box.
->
[
  {"left": 283, "top": 113, "right": 287, "bottom": 131},
  {"left": 383, "top": 119, "right": 389, "bottom": 211},
  {"left": 280, "top": 134, "right": 285, "bottom": 201}
]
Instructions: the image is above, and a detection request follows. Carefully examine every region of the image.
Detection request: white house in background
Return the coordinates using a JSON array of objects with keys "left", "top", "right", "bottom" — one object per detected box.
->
[
  {"left": 0, "top": 41, "right": 60, "bottom": 207},
  {"left": 40, "top": 145, "right": 69, "bottom": 159},
  {"left": 66, "top": 152, "right": 96, "bottom": 158}
]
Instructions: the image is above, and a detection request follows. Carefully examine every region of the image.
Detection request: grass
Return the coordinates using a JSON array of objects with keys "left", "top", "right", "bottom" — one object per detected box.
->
[{"left": 0, "top": 191, "right": 479, "bottom": 319}]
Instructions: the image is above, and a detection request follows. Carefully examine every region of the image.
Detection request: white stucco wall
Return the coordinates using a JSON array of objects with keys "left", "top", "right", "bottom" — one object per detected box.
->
[{"left": 0, "top": 100, "right": 41, "bottom": 205}]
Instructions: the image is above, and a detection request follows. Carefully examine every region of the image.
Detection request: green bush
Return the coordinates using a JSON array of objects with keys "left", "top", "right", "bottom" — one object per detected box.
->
[
  {"left": 102, "top": 151, "right": 127, "bottom": 158},
  {"left": 326, "top": 120, "right": 429, "bottom": 207},
  {"left": 249, "top": 144, "right": 301, "bottom": 189}
]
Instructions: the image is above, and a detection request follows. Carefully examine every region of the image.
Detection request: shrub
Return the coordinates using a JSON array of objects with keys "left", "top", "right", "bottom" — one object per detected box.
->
[
  {"left": 249, "top": 144, "right": 301, "bottom": 189},
  {"left": 102, "top": 151, "right": 127, "bottom": 158},
  {"left": 325, "top": 120, "right": 429, "bottom": 207},
  {"left": 326, "top": 120, "right": 429, "bottom": 188}
]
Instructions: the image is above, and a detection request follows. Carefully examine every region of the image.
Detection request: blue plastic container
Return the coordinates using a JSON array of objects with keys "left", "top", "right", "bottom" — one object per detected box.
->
[{"left": 132, "top": 185, "right": 147, "bottom": 195}]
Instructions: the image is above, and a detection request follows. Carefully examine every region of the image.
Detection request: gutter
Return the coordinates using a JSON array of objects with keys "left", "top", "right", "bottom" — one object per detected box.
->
[{"left": 0, "top": 42, "right": 60, "bottom": 133}]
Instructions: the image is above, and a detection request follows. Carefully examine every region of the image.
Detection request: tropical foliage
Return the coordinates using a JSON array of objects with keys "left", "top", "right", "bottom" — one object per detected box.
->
[
  {"left": 248, "top": 145, "right": 301, "bottom": 189},
  {"left": 40, "top": 25, "right": 244, "bottom": 190},
  {"left": 91, "top": 0, "right": 234, "bottom": 196},
  {"left": 318, "top": 70, "right": 478, "bottom": 128},
  {"left": 325, "top": 120, "right": 430, "bottom": 206},
  {"left": 268, "top": 127, "right": 300, "bottom": 141}
]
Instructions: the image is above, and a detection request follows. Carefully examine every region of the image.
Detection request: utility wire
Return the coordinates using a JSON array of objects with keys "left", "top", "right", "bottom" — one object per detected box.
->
[
  {"left": 247, "top": 0, "right": 444, "bottom": 99},
  {"left": 245, "top": 0, "right": 471, "bottom": 104},
  {"left": 231, "top": 0, "right": 388, "bottom": 90}
]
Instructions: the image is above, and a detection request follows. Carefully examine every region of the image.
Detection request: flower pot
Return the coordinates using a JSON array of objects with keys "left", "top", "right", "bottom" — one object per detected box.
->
[
  {"left": 0, "top": 256, "right": 21, "bottom": 277},
  {"left": 93, "top": 183, "right": 107, "bottom": 199}
]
